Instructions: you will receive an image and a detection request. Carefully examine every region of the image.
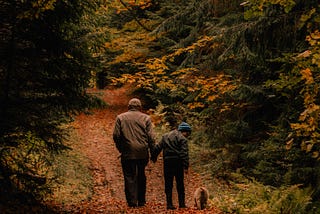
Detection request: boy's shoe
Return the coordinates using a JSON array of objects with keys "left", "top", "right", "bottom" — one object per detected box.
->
[{"left": 138, "top": 202, "right": 146, "bottom": 207}]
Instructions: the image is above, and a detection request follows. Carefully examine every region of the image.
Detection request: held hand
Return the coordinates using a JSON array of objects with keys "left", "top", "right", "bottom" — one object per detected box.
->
[{"left": 150, "top": 156, "right": 157, "bottom": 163}]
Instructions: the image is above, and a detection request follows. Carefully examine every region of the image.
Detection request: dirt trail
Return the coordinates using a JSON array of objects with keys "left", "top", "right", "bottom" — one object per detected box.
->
[{"left": 64, "top": 85, "right": 220, "bottom": 213}]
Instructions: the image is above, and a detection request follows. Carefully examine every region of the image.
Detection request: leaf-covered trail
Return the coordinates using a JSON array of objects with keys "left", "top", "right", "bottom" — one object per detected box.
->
[{"left": 62, "top": 85, "right": 220, "bottom": 213}]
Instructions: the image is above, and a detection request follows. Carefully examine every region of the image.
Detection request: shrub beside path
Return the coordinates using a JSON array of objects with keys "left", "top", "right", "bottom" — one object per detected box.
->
[{"left": 54, "top": 85, "right": 221, "bottom": 214}]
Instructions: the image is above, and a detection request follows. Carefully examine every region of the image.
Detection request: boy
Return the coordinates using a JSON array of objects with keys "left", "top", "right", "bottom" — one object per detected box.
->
[{"left": 151, "top": 122, "right": 191, "bottom": 210}]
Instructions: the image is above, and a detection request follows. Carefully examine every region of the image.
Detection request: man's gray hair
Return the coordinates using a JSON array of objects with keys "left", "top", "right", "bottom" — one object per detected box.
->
[{"left": 128, "top": 98, "right": 142, "bottom": 109}]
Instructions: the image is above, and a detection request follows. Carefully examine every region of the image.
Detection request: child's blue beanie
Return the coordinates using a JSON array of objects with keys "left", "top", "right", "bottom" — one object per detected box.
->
[{"left": 178, "top": 122, "right": 192, "bottom": 132}]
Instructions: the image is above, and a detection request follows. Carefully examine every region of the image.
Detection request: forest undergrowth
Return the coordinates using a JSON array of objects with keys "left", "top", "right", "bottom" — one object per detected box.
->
[{"left": 1, "top": 85, "right": 317, "bottom": 213}]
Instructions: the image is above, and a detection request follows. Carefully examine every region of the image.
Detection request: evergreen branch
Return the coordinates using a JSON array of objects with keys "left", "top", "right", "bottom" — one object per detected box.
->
[{"left": 118, "top": 0, "right": 152, "bottom": 32}]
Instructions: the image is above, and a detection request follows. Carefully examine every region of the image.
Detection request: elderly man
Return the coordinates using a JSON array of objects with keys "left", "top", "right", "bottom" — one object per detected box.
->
[{"left": 113, "top": 98, "right": 155, "bottom": 207}]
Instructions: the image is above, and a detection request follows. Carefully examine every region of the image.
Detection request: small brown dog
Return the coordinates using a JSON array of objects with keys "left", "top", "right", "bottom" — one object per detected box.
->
[{"left": 194, "top": 187, "right": 209, "bottom": 210}]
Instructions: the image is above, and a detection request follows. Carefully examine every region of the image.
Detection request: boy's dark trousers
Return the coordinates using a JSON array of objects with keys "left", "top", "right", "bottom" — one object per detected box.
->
[
  {"left": 121, "top": 159, "right": 148, "bottom": 207},
  {"left": 164, "top": 158, "right": 186, "bottom": 208}
]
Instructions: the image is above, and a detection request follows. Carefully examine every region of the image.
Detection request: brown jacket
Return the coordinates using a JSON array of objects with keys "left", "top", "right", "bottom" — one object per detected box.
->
[{"left": 113, "top": 109, "right": 155, "bottom": 160}]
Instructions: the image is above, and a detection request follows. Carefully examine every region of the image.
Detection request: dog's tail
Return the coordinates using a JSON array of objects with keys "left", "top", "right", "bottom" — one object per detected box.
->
[
  {"left": 199, "top": 187, "right": 208, "bottom": 210},
  {"left": 200, "top": 187, "right": 206, "bottom": 198}
]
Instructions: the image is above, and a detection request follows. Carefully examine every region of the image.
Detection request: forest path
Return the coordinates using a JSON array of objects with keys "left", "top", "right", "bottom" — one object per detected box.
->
[{"left": 62, "top": 85, "right": 219, "bottom": 213}]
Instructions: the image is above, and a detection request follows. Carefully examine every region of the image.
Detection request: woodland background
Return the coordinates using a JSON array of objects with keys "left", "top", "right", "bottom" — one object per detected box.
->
[{"left": 1, "top": 0, "right": 320, "bottom": 213}]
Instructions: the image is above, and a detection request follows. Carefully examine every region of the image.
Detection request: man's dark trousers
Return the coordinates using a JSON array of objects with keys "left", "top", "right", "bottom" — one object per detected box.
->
[
  {"left": 121, "top": 159, "right": 148, "bottom": 207},
  {"left": 164, "top": 158, "right": 185, "bottom": 207}
]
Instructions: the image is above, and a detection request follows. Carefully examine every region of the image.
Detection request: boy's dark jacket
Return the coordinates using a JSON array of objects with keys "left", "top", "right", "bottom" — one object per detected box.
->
[{"left": 151, "top": 129, "right": 189, "bottom": 169}]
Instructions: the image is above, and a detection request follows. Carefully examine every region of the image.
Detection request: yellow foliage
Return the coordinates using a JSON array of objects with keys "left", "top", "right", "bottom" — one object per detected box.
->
[
  {"left": 111, "top": 33, "right": 237, "bottom": 115},
  {"left": 300, "top": 68, "right": 314, "bottom": 84},
  {"left": 156, "top": 80, "right": 175, "bottom": 90},
  {"left": 312, "top": 151, "right": 319, "bottom": 158},
  {"left": 220, "top": 103, "right": 233, "bottom": 113},
  {"left": 145, "top": 58, "right": 168, "bottom": 72},
  {"left": 287, "top": 29, "right": 320, "bottom": 156},
  {"left": 208, "top": 95, "right": 219, "bottom": 102},
  {"left": 285, "top": 138, "right": 294, "bottom": 150},
  {"left": 188, "top": 102, "right": 205, "bottom": 109},
  {"left": 192, "top": 74, "right": 237, "bottom": 103},
  {"left": 167, "top": 36, "right": 214, "bottom": 58},
  {"left": 17, "top": 0, "right": 57, "bottom": 20},
  {"left": 106, "top": 32, "right": 156, "bottom": 64},
  {"left": 114, "top": 0, "right": 152, "bottom": 13},
  {"left": 306, "top": 30, "right": 320, "bottom": 68},
  {"left": 296, "top": 50, "right": 311, "bottom": 58},
  {"left": 306, "top": 143, "right": 313, "bottom": 153}
]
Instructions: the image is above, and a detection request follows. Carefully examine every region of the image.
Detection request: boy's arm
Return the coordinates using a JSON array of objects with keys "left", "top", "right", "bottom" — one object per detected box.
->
[{"left": 150, "top": 136, "right": 164, "bottom": 162}]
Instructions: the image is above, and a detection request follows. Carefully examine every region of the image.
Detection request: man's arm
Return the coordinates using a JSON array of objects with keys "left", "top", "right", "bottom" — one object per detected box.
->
[
  {"left": 150, "top": 136, "right": 164, "bottom": 163},
  {"left": 113, "top": 117, "right": 122, "bottom": 153},
  {"left": 146, "top": 117, "right": 156, "bottom": 150}
]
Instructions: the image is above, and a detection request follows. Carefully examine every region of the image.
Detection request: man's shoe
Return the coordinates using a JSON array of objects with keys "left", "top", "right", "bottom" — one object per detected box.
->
[
  {"left": 179, "top": 205, "right": 187, "bottom": 208},
  {"left": 167, "top": 205, "right": 176, "bottom": 210},
  {"left": 128, "top": 202, "right": 137, "bottom": 207}
]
